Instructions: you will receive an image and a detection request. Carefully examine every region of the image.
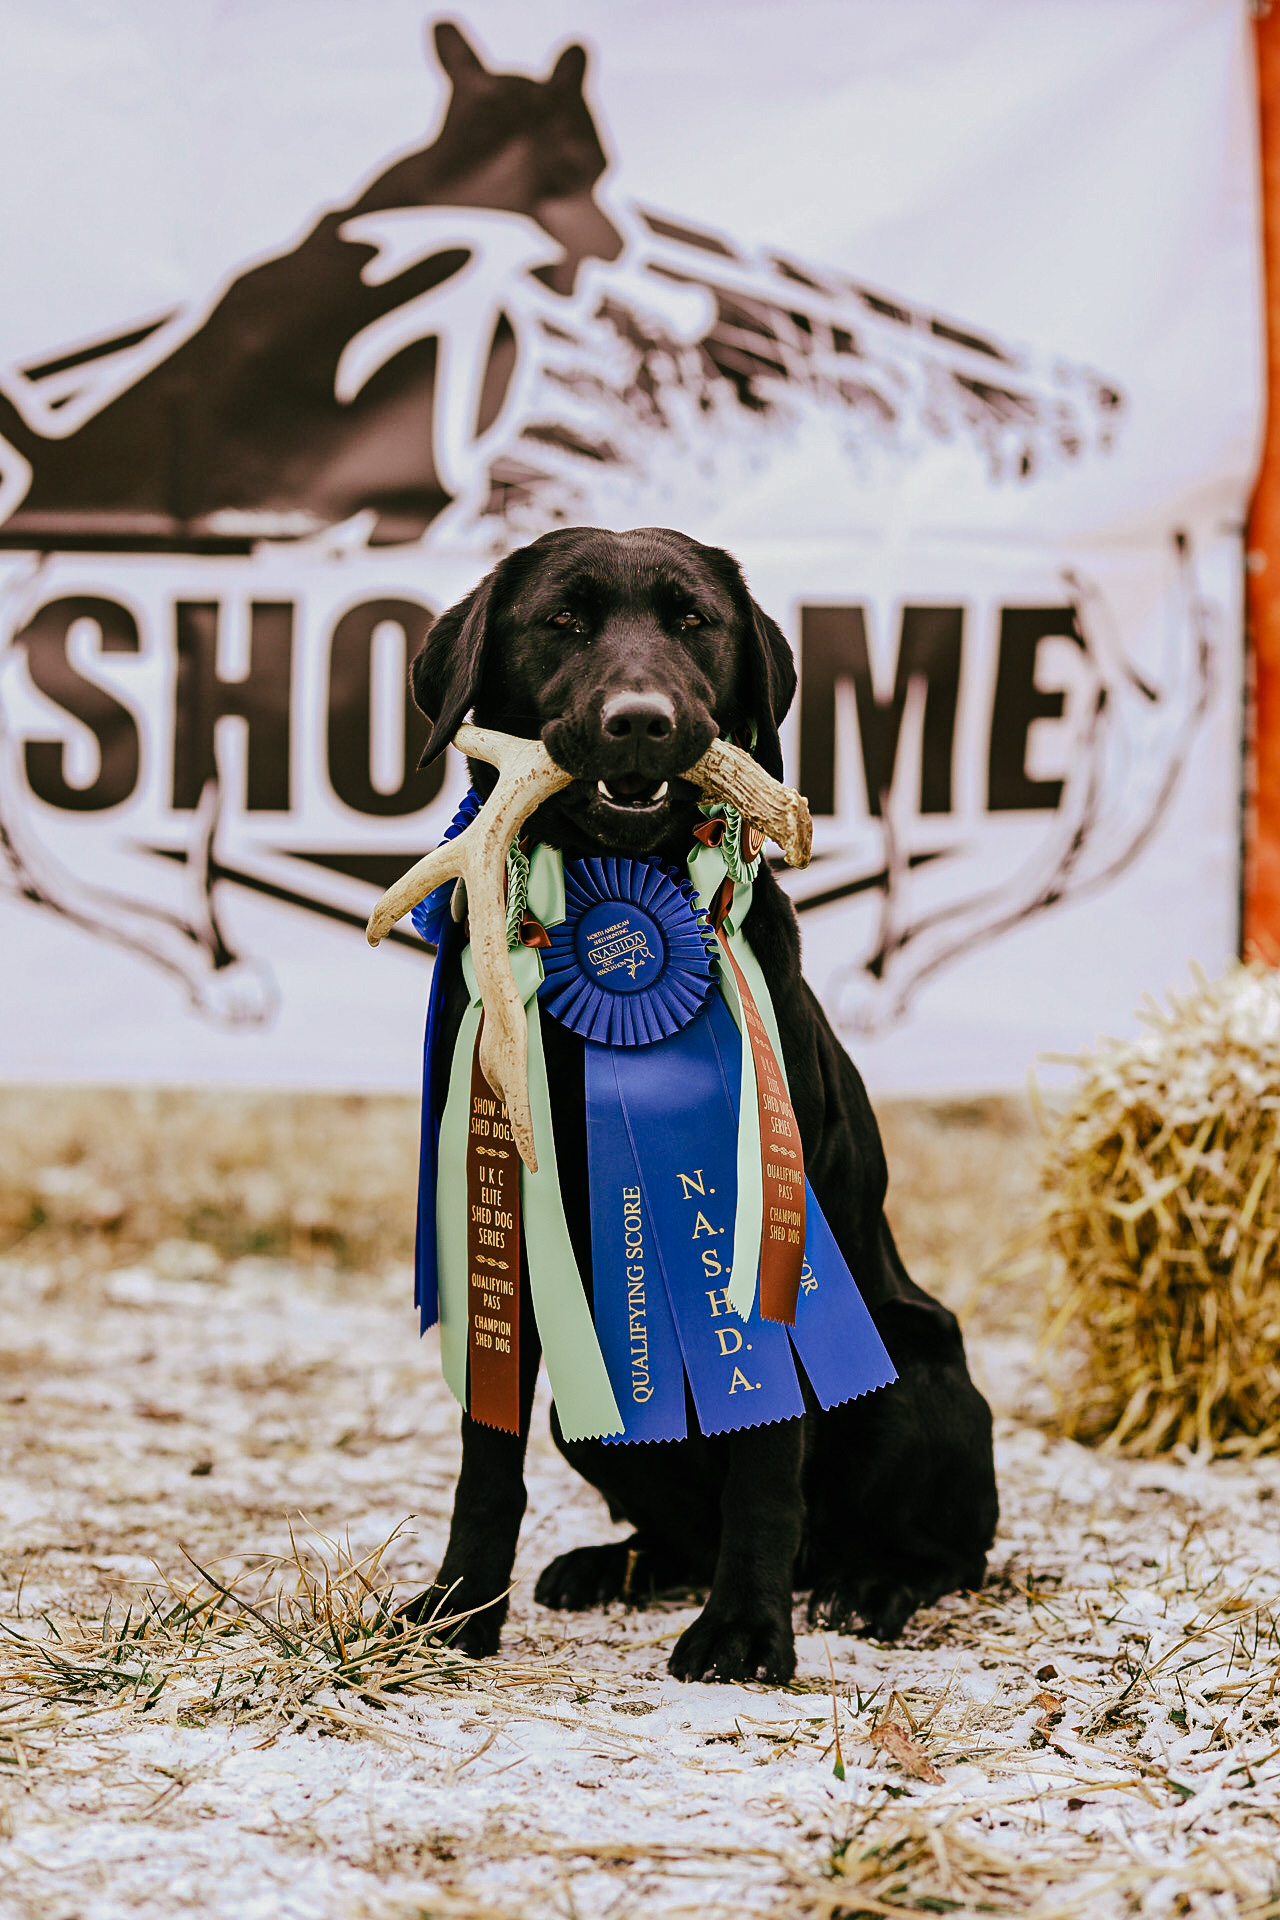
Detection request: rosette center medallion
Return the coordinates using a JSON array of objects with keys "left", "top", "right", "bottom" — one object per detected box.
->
[
  {"left": 575, "top": 901, "right": 666, "bottom": 993},
  {"left": 540, "top": 856, "right": 716, "bottom": 1048}
]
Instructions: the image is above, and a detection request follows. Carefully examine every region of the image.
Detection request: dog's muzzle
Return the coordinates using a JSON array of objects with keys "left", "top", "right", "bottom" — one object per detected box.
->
[{"left": 595, "top": 692, "right": 677, "bottom": 807}]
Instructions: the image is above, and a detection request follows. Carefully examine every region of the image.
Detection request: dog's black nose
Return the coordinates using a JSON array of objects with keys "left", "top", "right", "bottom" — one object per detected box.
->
[{"left": 601, "top": 691, "right": 675, "bottom": 741}]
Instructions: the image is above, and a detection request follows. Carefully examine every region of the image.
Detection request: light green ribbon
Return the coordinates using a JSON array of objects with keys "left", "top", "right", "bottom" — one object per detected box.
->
[
  {"left": 437, "top": 832, "right": 791, "bottom": 1425},
  {"left": 436, "top": 845, "right": 623, "bottom": 1442},
  {"left": 521, "top": 990, "right": 623, "bottom": 1438}
]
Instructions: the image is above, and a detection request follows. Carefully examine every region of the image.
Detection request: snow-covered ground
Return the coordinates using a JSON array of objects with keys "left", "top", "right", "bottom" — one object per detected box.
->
[{"left": 0, "top": 1103, "right": 1277, "bottom": 1920}]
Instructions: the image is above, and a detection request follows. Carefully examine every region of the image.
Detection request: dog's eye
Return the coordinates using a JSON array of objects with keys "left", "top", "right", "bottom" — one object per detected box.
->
[
  {"left": 680, "top": 611, "right": 703, "bottom": 630},
  {"left": 548, "top": 609, "right": 579, "bottom": 631}
]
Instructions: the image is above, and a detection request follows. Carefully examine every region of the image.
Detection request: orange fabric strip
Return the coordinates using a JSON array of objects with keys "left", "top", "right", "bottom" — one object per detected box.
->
[
  {"left": 711, "top": 879, "right": 805, "bottom": 1325},
  {"left": 466, "top": 1026, "right": 521, "bottom": 1432}
]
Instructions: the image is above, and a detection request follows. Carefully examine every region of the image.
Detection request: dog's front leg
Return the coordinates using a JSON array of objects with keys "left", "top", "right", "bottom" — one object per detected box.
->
[
  {"left": 401, "top": 1319, "right": 542, "bottom": 1657},
  {"left": 669, "top": 1416, "right": 803, "bottom": 1684},
  {"left": 422, "top": 1414, "right": 531, "bottom": 1656}
]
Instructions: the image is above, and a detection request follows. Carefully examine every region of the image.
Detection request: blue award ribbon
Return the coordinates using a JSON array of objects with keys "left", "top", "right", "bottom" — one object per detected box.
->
[
  {"left": 586, "top": 989, "right": 896, "bottom": 1438},
  {"left": 411, "top": 786, "right": 481, "bottom": 949},
  {"left": 584, "top": 1041, "right": 689, "bottom": 1443},
  {"left": 412, "top": 787, "right": 480, "bottom": 1333},
  {"left": 412, "top": 911, "right": 455, "bottom": 1333},
  {"left": 414, "top": 830, "right": 896, "bottom": 1444},
  {"left": 541, "top": 857, "right": 717, "bottom": 1046},
  {"left": 593, "top": 994, "right": 805, "bottom": 1436},
  {"left": 551, "top": 852, "right": 896, "bottom": 1440}
]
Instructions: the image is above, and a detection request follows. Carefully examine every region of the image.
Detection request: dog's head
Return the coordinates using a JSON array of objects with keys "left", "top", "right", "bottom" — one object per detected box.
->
[{"left": 411, "top": 526, "right": 796, "bottom": 859}]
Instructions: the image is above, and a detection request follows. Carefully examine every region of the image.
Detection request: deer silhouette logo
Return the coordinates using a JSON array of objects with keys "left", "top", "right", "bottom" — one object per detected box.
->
[{"left": 0, "top": 22, "right": 622, "bottom": 553}]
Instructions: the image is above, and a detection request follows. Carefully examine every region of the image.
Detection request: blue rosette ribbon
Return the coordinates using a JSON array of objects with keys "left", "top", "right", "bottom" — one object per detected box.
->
[
  {"left": 414, "top": 839, "right": 898, "bottom": 1445},
  {"left": 535, "top": 853, "right": 896, "bottom": 1442},
  {"left": 539, "top": 857, "right": 717, "bottom": 1048}
]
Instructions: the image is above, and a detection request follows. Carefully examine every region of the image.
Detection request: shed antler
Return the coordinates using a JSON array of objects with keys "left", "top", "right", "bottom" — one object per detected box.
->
[
  {"left": 367, "top": 723, "right": 572, "bottom": 1171},
  {"left": 681, "top": 737, "right": 811, "bottom": 868},
  {"left": 367, "top": 725, "right": 811, "bottom": 1170}
]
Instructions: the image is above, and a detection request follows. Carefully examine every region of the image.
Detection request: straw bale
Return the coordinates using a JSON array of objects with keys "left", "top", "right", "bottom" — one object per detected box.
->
[{"left": 1039, "top": 963, "right": 1280, "bottom": 1456}]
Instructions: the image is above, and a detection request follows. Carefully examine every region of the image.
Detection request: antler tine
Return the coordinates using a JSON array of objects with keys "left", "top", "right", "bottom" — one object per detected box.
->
[
  {"left": 682, "top": 737, "right": 812, "bottom": 868},
  {"left": 366, "top": 722, "right": 572, "bottom": 1170}
]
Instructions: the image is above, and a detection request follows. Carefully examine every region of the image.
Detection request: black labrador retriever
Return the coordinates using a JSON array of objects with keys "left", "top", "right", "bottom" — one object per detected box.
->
[{"left": 403, "top": 524, "right": 997, "bottom": 1683}]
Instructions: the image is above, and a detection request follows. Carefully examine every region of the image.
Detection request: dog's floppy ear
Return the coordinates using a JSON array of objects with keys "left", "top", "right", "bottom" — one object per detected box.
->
[
  {"left": 742, "top": 600, "right": 797, "bottom": 782},
  {"left": 411, "top": 571, "right": 497, "bottom": 767}
]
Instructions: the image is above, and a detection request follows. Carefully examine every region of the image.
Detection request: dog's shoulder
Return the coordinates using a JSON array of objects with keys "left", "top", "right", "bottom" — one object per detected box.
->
[
  {"left": 746, "top": 867, "right": 891, "bottom": 1261},
  {"left": 738, "top": 858, "right": 803, "bottom": 985}
]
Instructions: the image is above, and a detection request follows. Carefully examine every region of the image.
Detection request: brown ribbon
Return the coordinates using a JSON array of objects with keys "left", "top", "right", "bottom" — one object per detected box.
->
[
  {"left": 693, "top": 811, "right": 765, "bottom": 866},
  {"left": 710, "top": 878, "right": 805, "bottom": 1325},
  {"left": 466, "top": 1024, "right": 521, "bottom": 1431}
]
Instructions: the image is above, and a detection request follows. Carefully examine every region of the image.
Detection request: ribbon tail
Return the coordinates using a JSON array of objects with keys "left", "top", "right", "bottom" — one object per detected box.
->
[
  {"left": 414, "top": 920, "right": 457, "bottom": 1332},
  {"left": 437, "top": 998, "right": 482, "bottom": 1411},
  {"left": 585, "top": 1041, "right": 689, "bottom": 1443},
  {"left": 522, "top": 1001, "right": 625, "bottom": 1442},
  {"left": 616, "top": 998, "right": 804, "bottom": 1436},
  {"left": 789, "top": 1180, "right": 897, "bottom": 1408},
  {"left": 729, "top": 930, "right": 787, "bottom": 1077},
  {"left": 720, "top": 925, "right": 805, "bottom": 1326},
  {"left": 688, "top": 842, "right": 764, "bottom": 1322},
  {"left": 716, "top": 957, "right": 763, "bottom": 1322}
]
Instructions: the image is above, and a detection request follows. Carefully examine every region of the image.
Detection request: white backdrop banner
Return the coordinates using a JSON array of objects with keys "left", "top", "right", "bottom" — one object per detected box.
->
[{"left": 0, "top": 0, "right": 1262, "bottom": 1091}]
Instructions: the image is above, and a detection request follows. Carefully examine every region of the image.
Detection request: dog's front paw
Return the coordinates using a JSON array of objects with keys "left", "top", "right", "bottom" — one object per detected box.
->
[
  {"left": 808, "top": 1569, "right": 941, "bottom": 1642},
  {"left": 535, "top": 1541, "right": 635, "bottom": 1610},
  {"left": 397, "top": 1577, "right": 507, "bottom": 1658},
  {"left": 669, "top": 1604, "right": 795, "bottom": 1684}
]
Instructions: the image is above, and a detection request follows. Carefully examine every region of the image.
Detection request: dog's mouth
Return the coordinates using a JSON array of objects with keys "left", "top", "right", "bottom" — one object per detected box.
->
[
  {"left": 594, "top": 774, "right": 670, "bottom": 812},
  {"left": 549, "top": 767, "right": 693, "bottom": 858}
]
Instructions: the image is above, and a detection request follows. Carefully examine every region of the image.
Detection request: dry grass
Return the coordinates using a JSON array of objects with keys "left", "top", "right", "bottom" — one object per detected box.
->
[
  {"left": 803, "top": 1788, "right": 1280, "bottom": 1920},
  {"left": 0, "top": 1521, "right": 576, "bottom": 1753},
  {"left": 1039, "top": 965, "right": 1280, "bottom": 1458}
]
